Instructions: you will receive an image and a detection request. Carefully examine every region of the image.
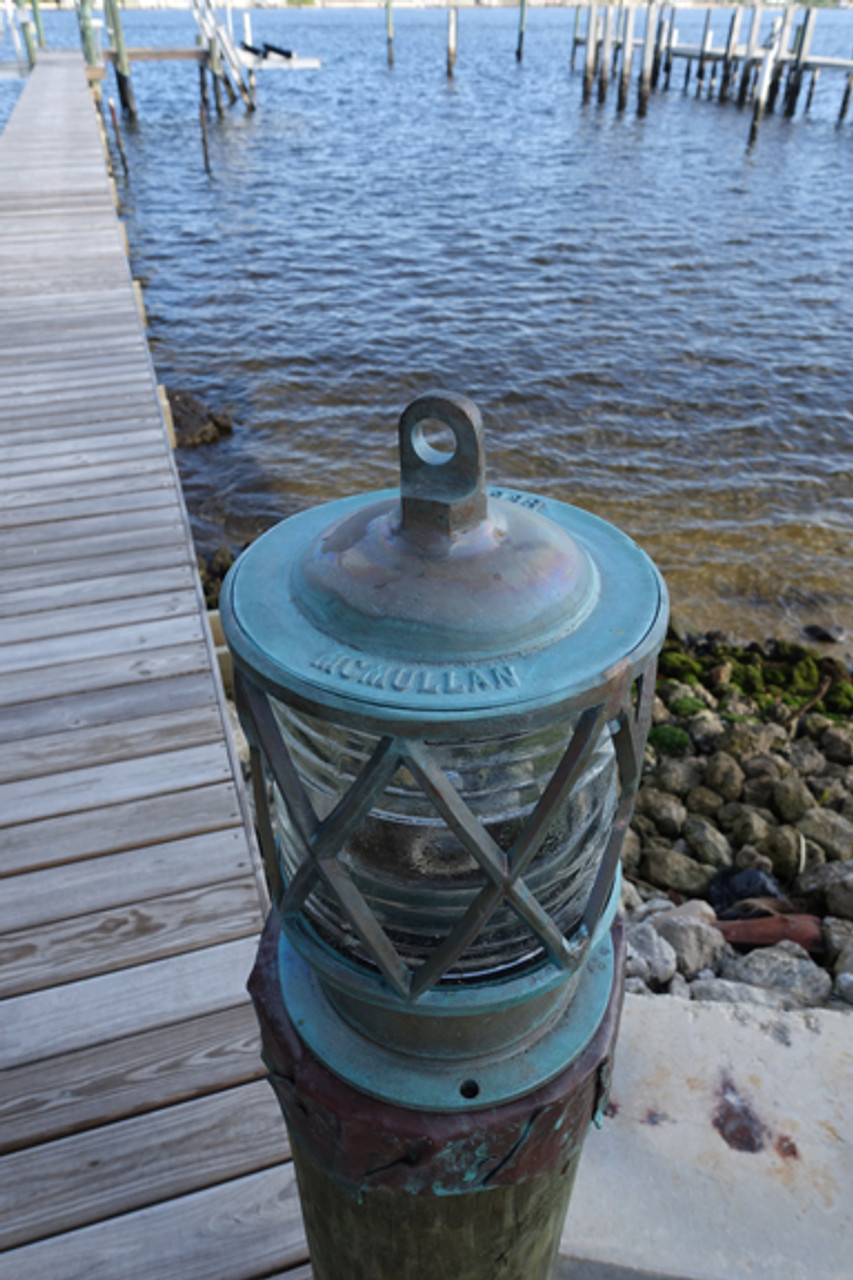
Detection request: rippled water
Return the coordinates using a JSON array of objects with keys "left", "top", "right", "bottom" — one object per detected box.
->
[{"left": 8, "top": 8, "right": 853, "bottom": 648}]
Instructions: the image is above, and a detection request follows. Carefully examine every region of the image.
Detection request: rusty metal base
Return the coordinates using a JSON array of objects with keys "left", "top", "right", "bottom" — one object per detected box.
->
[{"left": 249, "top": 912, "right": 626, "bottom": 1280}]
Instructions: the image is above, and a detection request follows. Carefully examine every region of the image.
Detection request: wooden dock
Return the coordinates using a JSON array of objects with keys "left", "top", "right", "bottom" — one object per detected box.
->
[{"left": 0, "top": 52, "right": 308, "bottom": 1279}]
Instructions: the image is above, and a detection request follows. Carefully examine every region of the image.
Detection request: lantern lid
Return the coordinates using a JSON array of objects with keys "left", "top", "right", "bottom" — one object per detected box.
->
[{"left": 222, "top": 391, "right": 668, "bottom": 728}]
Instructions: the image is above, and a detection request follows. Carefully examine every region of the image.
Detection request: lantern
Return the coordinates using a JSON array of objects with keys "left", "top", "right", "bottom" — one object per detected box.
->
[{"left": 221, "top": 391, "right": 667, "bottom": 1280}]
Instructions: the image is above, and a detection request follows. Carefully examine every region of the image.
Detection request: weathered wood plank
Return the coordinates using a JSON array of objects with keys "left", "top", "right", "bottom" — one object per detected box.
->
[
  {"left": 0, "top": 672, "right": 216, "bottom": 747},
  {"left": 0, "top": 588, "right": 199, "bottom": 644},
  {"left": 0, "top": 565, "right": 194, "bottom": 616},
  {"left": 0, "top": 828, "right": 253, "bottom": 934},
  {"left": 0, "top": 612, "right": 203, "bottom": 676},
  {"left": 2, "top": 935, "right": 261, "bottom": 1068},
  {"left": 0, "top": 518, "right": 186, "bottom": 571},
  {"left": 0, "top": 1163, "right": 307, "bottom": 1280},
  {"left": 0, "top": 703, "right": 224, "bottom": 785},
  {"left": 0, "top": 486, "right": 176, "bottom": 529},
  {"left": 0, "top": 879, "right": 263, "bottom": 999},
  {"left": 0, "top": 1003, "right": 265, "bottom": 1154},
  {"left": 0, "top": 640, "right": 210, "bottom": 706},
  {"left": 0, "top": 782, "right": 244, "bottom": 876},
  {"left": 0, "top": 473, "right": 175, "bottom": 514},
  {"left": 0, "top": 742, "right": 233, "bottom": 829},
  {"left": 0, "top": 1081, "right": 289, "bottom": 1250}
]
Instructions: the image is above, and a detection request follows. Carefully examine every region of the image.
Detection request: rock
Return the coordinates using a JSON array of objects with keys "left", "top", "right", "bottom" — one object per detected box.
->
[
  {"left": 658, "top": 899, "right": 717, "bottom": 925},
  {"left": 635, "top": 788, "right": 687, "bottom": 838},
  {"left": 734, "top": 844, "right": 775, "bottom": 875},
  {"left": 631, "top": 814, "right": 657, "bottom": 841},
  {"left": 822, "top": 916, "right": 853, "bottom": 964},
  {"left": 803, "top": 838, "right": 827, "bottom": 871},
  {"left": 722, "top": 722, "right": 784, "bottom": 759},
  {"left": 683, "top": 816, "right": 732, "bottom": 868},
  {"left": 620, "top": 877, "right": 643, "bottom": 915},
  {"left": 643, "top": 846, "right": 716, "bottom": 897},
  {"left": 832, "top": 939, "right": 853, "bottom": 979},
  {"left": 689, "top": 977, "right": 804, "bottom": 1011},
  {"left": 826, "top": 872, "right": 853, "bottom": 920},
  {"left": 708, "top": 866, "right": 785, "bottom": 915},
  {"left": 835, "top": 974, "right": 853, "bottom": 1006},
  {"left": 667, "top": 972, "right": 691, "bottom": 999},
  {"left": 625, "top": 976, "right": 654, "bottom": 997},
  {"left": 803, "top": 623, "right": 845, "bottom": 644},
  {"left": 759, "top": 825, "right": 803, "bottom": 881},
  {"left": 807, "top": 776, "right": 848, "bottom": 809},
  {"left": 651, "top": 695, "right": 671, "bottom": 725},
  {"left": 625, "top": 922, "right": 678, "bottom": 987},
  {"left": 630, "top": 895, "right": 675, "bottom": 924},
  {"left": 796, "top": 809, "right": 853, "bottom": 862},
  {"left": 821, "top": 725, "right": 853, "bottom": 765},
  {"left": 621, "top": 827, "right": 642, "bottom": 877},
  {"left": 742, "top": 752, "right": 791, "bottom": 781},
  {"left": 795, "top": 859, "right": 852, "bottom": 912},
  {"left": 771, "top": 776, "right": 816, "bottom": 824},
  {"left": 704, "top": 751, "right": 745, "bottom": 802},
  {"left": 790, "top": 738, "right": 827, "bottom": 776},
  {"left": 720, "top": 940, "right": 832, "bottom": 1005},
  {"left": 655, "top": 757, "right": 705, "bottom": 798},
  {"left": 742, "top": 778, "right": 776, "bottom": 808},
  {"left": 730, "top": 807, "right": 772, "bottom": 849},
  {"left": 685, "top": 785, "right": 724, "bottom": 817},
  {"left": 652, "top": 914, "right": 726, "bottom": 979},
  {"left": 688, "top": 710, "right": 726, "bottom": 753},
  {"left": 168, "top": 389, "right": 234, "bottom": 447},
  {"left": 800, "top": 712, "right": 834, "bottom": 740}
]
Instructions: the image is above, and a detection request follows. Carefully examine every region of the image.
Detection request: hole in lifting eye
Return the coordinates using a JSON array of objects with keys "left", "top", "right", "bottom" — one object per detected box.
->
[
  {"left": 459, "top": 1078, "right": 480, "bottom": 1100},
  {"left": 412, "top": 418, "right": 457, "bottom": 466}
]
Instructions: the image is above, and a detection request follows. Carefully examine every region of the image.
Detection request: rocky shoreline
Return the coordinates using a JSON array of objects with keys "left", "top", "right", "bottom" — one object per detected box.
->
[{"left": 622, "top": 630, "right": 853, "bottom": 1013}]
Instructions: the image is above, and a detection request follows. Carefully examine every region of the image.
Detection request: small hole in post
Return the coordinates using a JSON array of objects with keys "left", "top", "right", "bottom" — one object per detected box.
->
[
  {"left": 412, "top": 418, "right": 457, "bottom": 466},
  {"left": 460, "top": 1079, "right": 480, "bottom": 1100}
]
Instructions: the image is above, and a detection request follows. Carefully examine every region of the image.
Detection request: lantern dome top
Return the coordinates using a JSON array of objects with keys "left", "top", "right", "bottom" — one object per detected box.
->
[{"left": 221, "top": 391, "right": 667, "bottom": 729}]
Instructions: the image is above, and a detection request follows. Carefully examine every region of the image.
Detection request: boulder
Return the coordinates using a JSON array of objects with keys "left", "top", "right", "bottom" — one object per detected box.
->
[
  {"left": 625, "top": 922, "right": 678, "bottom": 988},
  {"left": 652, "top": 913, "right": 726, "bottom": 979},
  {"left": 635, "top": 787, "right": 687, "bottom": 838},
  {"left": 683, "top": 816, "right": 732, "bottom": 869},
  {"left": 689, "top": 977, "right": 803, "bottom": 1010},
  {"left": 821, "top": 725, "right": 853, "bottom": 766},
  {"left": 720, "top": 940, "right": 832, "bottom": 1006},
  {"left": 642, "top": 846, "right": 716, "bottom": 897},
  {"left": 704, "top": 751, "right": 745, "bottom": 802},
  {"left": 826, "top": 872, "right": 853, "bottom": 921},
  {"left": 796, "top": 809, "right": 853, "bottom": 862},
  {"left": 771, "top": 775, "right": 816, "bottom": 824},
  {"left": 654, "top": 757, "right": 705, "bottom": 798}
]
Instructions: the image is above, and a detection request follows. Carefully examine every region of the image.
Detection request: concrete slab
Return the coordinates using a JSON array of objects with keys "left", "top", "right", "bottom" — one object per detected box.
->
[{"left": 561, "top": 994, "right": 853, "bottom": 1280}]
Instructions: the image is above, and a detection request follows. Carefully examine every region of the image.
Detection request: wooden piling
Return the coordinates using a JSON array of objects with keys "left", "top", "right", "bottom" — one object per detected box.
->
[
  {"left": 638, "top": 3, "right": 658, "bottom": 117},
  {"left": 29, "top": 0, "right": 44, "bottom": 49},
  {"left": 200, "top": 100, "right": 212, "bottom": 174},
  {"left": 583, "top": 3, "right": 598, "bottom": 103},
  {"left": 447, "top": 6, "right": 457, "bottom": 78},
  {"left": 784, "top": 7, "right": 817, "bottom": 118},
  {"left": 651, "top": 5, "right": 666, "bottom": 90},
  {"left": 571, "top": 4, "right": 582, "bottom": 70},
  {"left": 697, "top": 7, "right": 712, "bottom": 85},
  {"left": 386, "top": 0, "right": 394, "bottom": 68},
  {"left": 598, "top": 4, "right": 614, "bottom": 103},
  {"left": 617, "top": 4, "right": 635, "bottom": 112},
  {"left": 18, "top": 13, "right": 37, "bottom": 70},
  {"left": 209, "top": 40, "right": 224, "bottom": 116},
  {"left": 663, "top": 8, "right": 677, "bottom": 90},
  {"left": 76, "top": 0, "right": 98, "bottom": 68},
  {"left": 107, "top": 97, "right": 129, "bottom": 176},
  {"left": 738, "top": 5, "right": 763, "bottom": 107},
  {"left": 839, "top": 69, "right": 853, "bottom": 125},
  {"left": 683, "top": 57, "right": 691, "bottom": 90},
  {"left": 105, "top": 0, "right": 137, "bottom": 120},
  {"left": 749, "top": 19, "right": 781, "bottom": 147},
  {"left": 765, "top": 8, "right": 793, "bottom": 115},
  {"left": 516, "top": 0, "right": 528, "bottom": 64},
  {"left": 612, "top": 3, "right": 623, "bottom": 75},
  {"left": 804, "top": 67, "right": 820, "bottom": 113},
  {"left": 719, "top": 5, "right": 743, "bottom": 103}
]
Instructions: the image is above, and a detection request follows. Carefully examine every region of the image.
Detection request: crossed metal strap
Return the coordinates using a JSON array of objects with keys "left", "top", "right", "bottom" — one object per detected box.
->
[{"left": 235, "top": 659, "right": 656, "bottom": 1003}]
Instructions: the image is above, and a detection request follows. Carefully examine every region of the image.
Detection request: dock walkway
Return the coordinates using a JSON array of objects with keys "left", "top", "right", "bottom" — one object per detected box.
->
[{"left": 0, "top": 52, "right": 308, "bottom": 1279}]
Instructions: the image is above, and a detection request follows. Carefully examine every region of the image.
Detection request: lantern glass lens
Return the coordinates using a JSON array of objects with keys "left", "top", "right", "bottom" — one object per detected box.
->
[{"left": 271, "top": 700, "right": 617, "bottom": 981}]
